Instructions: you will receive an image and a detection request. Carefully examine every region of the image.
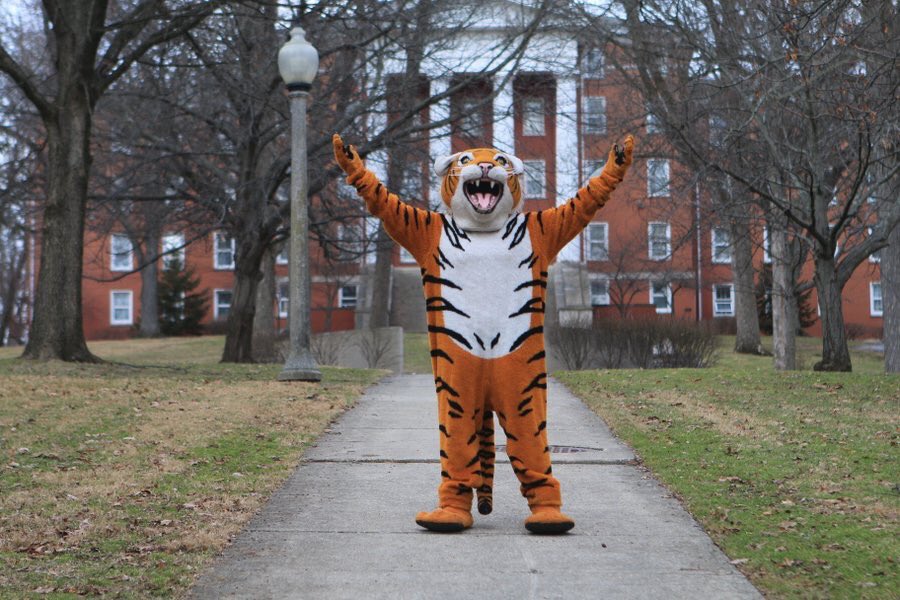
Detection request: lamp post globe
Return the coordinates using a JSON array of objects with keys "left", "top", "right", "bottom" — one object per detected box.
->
[{"left": 277, "top": 26, "right": 321, "bottom": 382}]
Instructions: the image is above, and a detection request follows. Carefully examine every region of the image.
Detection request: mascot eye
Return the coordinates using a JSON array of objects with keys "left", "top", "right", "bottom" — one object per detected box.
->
[
  {"left": 459, "top": 155, "right": 472, "bottom": 165},
  {"left": 496, "top": 155, "right": 508, "bottom": 167}
]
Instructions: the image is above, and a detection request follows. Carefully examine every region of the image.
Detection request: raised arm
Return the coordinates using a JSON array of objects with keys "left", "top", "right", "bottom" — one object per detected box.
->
[
  {"left": 332, "top": 133, "right": 439, "bottom": 264},
  {"left": 534, "top": 136, "right": 634, "bottom": 260}
]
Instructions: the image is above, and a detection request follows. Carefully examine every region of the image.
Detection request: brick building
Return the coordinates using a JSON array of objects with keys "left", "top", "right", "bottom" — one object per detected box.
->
[{"left": 18, "top": 1, "right": 884, "bottom": 342}]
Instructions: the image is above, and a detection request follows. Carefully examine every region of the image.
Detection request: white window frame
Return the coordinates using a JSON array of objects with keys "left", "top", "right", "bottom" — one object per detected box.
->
[
  {"left": 523, "top": 160, "right": 546, "bottom": 199},
  {"left": 364, "top": 217, "right": 380, "bottom": 265},
  {"left": 590, "top": 279, "right": 610, "bottom": 306},
  {"left": 582, "top": 47, "right": 604, "bottom": 77},
  {"left": 214, "top": 289, "right": 232, "bottom": 320},
  {"left": 583, "top": 158, "right": 606, "bottom": 181},
  {"left": 647, "top": 159, "right": 670, "bottom": 197},
  {"left": 712, "top": 228, "right": 732, "bottom": 264},
  {"left": 650, "top": 282, "right": 672, "bottom": 314},
  {"left": 763, "top": 227, "right": 772, "bottom": 264},
  {"left": 646, "top": 106, "right": 661, "bottom": 134},
  {"left": 713, "top": 283, "right": 735, "bottom": 317},
  {"left": 457, "top": 97, "right": 484, "bottom": 138},
  {"left": 338, "top": 285, "right": 358, "bottom": 309},
  {"left": 110, "top": 234, "right": 133, "bottom": 272},
  {"left": 648, "top": 222, "right": 671, "bottom": 261},
  {"left": 214, "top": 232, "right": 236, "bottom": 270},
  {"left": 521, "top": 97, "right": 545, "bottom": 136},
  {"left": 110, "top": 290, "right": 134, "bottom": 325},
  {"left": 868, "top": 228, "right": 881, "bottom": 263},
  {"left": 870, "top": 282, "right": 883, "bottom": 317},
  {"left": 161, "top": 233, "right": 185, "bottom": 270},
  {"left": 583, "top": 96, "right": 607, "bottom": 135},
  {"left": 277, "top": 279, "right": 289, "bottom": 318},
  {"left": 586, "top": 222, "right": 609, "bottom": 261}
]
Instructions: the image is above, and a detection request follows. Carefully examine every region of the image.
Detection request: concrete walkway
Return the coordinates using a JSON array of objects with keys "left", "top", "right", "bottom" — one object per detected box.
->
[{"left": 190, "top": 374, "right": 761, "bottom": 599}]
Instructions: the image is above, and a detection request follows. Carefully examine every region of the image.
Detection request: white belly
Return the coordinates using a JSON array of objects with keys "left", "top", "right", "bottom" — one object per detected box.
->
[{"left": 438, "top": 215, "right": 538, "bottom": 359}]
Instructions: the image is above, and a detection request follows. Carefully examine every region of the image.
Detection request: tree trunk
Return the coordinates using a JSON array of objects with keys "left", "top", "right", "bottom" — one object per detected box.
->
[
  {"left": 884, "top": 223, "right": 900, "bottom": 373},
  {"left": 22, "top": 97, "right": 96, "bottom": 361},
  {"left": 770, "top": 220, "right": 796, "bottom": 370},
  {"left": 730, "top": 215, "right": 762, "bottom": 354},
  {"left": 0, "top": 250, "right": 26, "bottom": 346},
  {"left": 252, "top": 247, "right": 277, "bottom": 362},
  {"left": 813, "top": 251, "right": 852, "bottom": 372},
  {"left": 369, "top": 225, "right": 393, "bottom": 328},
  {"left": 138, "top": 229, "right": 160, "bottom": 337},
  {"left": 221, "top": 246, "right": 264, "bottom": 363}
]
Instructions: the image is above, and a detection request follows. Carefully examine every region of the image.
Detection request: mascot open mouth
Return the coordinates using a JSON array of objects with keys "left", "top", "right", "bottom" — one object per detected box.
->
[{"left": 464, "top": 178, "right": 504, "bottom": 214}]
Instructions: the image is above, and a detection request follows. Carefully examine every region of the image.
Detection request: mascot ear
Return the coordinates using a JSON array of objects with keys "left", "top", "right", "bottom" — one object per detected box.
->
[
  {"left": 433, "top": 153, "right": 459, "bottom": 177},
  {"left": 507, "top": 153, "right": 524, "bottom": 175}
]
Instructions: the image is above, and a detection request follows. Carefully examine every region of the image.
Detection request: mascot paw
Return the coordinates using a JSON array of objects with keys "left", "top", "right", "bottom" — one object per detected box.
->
[
  {"left": 331, "top": 133, "right": 365, "bottom": 177},
  {"left": 415, "top": 507, "right": 473, "bottom": 533},
  {"left": 524, "top": 507, "right": 575, "bottom": 535}
]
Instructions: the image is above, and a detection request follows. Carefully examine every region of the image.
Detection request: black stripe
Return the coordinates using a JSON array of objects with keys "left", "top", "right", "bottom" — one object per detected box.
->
[
  {"left": 545, "top": 466, "right": 553, "bottom": 475},
  {"left": 519, "top": 408, "right": 533, "bottom": 417},
  {"left": 522, "top": 372, "right": 547, "bottom": 394},
  {"left": 509, "top": 214, "right": 529, "bottom": 249},
  {"left": 505, "top": 431, "right": 518, "bottom": 441},
  {"left": 441, "top": 470, "right": 450, "bottom": 478},
  {"left": 527, "top": 350, "right": 545, "bottom": 363},
  {"left": 441, "top": 215, "right": 465, "bottom": 250},
  {"left": 518, "top": 252, "right": 534, "bottom": 268},
  {"left": 422, "top": 274, "right": 462, "bottom": 290},
  {"left": 426, "top": 211, "right": 432, "bottom": 225},
  {"left": 490, "top": 332, "right": 500, "bottom": 348},
  {"left": 518, "top": 397, "right": 533, "bottom": 410},
  {"left": 467, "top": 433, "right": 477, "bottom": 445},
  {"left": 448, "top": 399, "right": 464, "bottom": 413},
  {"left": 403, "top": 206, "right": 410, "bottom": 226},
  {"left": 514, "top": 279, "right": 546, "bottom": 292},
  {"left": 439, "top": 424, "right": 450, "bottom": 437},
  {"left": 522, "top": 478, "right": 552, "bottom": 491},
  {"left": 430, "top": 348, "right": 454, "bottom": 364},
  {"left": 536, "top": 210, "right": 545, "bottom": 233},
  {"left": 509, "top": 326, "right": 543, "bottom": 352},
  {"left": 375, "top": 183, "right": 383, "bottom": 195},
  {"left": 508, "top": 455, "right": 523, "bottom": 464},
  {"left": 466, "top": 454, "right": 480, "bottom": 467},
  {"left": 534, "top": 421, "right": 547, "bottom": 436},
  {"left": 509, "top": 298, "right": 545, "bottom": 318},
  {"left": 428, "top": 325, "right": 472, "bottom": 350},
  {"left": 426, "top": 297, "right": 470, "bottom": 318},
  {"left": 435, "top": 376, "right": 460, "bottom": 397},
  {"left": 473, "top": 334, "right": 485, "bottom": 350},
  {"left": 502, "top": 216, "right": 518, "bottom": 240},
  {"left": 448, "top": 411, "right": 462, "bottom": 419}
]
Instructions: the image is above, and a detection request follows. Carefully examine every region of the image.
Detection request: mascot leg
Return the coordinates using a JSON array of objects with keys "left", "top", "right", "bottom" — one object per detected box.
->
[
  {"left": 494, "top": 339, "right": 575, "bottom": 534},
  {"left": 415, "top": 347, "right": 484, "bottom": 532},
  {"left": 476, "top": 410, "right": 495, "bottom": 515}
]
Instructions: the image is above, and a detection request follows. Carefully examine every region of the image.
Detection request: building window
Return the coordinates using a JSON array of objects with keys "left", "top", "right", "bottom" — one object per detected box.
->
[
  {"left": 651, "top": 282, "right": 672, "bottom": 314},
  {"left": 712, "top": 228, "right": 732, "bottom": 264},
  {"left": 648, "top": 159, "right": 670, "bottom": 197},
  {"left": 646, "top": 106, "right": 661, "bottom": 134},
  {"left": 276, "top": 242, "right": 289, "bottom": 265},
  {"left": 364, "top": 217, "right": 380, "bottom": 265},
  {"left": 336, "top": 222, "right": 364, "bottom": 261},
  {"left": 339, "top": 285, "right": 358, "bottom": 309},
  {"left": 868, "top": 228, "right": 881, "bottom": 263},
  {"left": 713, "top": 284, "right": 735, "bottom": 316},
  {"left": 161, "top": 233, "right": 185, "bottom": 269},
  {"left": 214, "top": 289, "right": 232, "bottom": 319},
  {"left": 214, "top": 233, "right": 235, "bottom": 270},
  {"left": 457, "top": 97, "right": 484, "bottom": 139},
  {"left": 590, "top": 279, "right": 610, "bottom": 306},
  {"left": 648, "top": 222, "right": 671, "bottom": 260},
  {"left": 583, "top": 96, "right": 607, "bottom": 134},
  {"left": 277, "top": 280, "right": 288, "bottom": 318},
  {"left": 870, "top": 282, "right": 883, "bottom": 317},
  {"left": 763, "top": 227, "right": 772, "bottom": 264},
  {"left": 709, "top": 115, "right": 727, "bottom": 148},
  {"left": 110, "top": 234, "right": 133, "bottom": 271},
  {"left": 582, "top": 47, "right": 604, "bottom": 77},
  {"left": 587, "top": 222, "right": 609, "bottom": 261},
  {"left": 523, "top": 160, "right": 546, "bottom": 199},
  {"left": 110, "top": 290, "right": 133, "bottom": 325},
  {"left": 521, "top": 97, "right": 545, "bottom": 136}
]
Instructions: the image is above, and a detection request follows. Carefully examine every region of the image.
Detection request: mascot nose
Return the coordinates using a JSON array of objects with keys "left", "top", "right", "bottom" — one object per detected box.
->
[{"left": 479, "top": 163, "right": 493, "bottom": 177}]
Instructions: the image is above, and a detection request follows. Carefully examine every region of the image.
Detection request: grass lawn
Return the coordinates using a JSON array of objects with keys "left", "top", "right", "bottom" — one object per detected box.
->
[
  {"left": 557, "top": 336, "right": 899, "bottom": 599},
  {"left": 0, "top": 337, "right": 383, "bottom": 598}
]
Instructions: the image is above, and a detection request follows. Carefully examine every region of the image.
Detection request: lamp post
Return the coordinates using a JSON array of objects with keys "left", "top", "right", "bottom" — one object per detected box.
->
[{"left": 277, "top": 26, "right": 321, "bottom": 382}]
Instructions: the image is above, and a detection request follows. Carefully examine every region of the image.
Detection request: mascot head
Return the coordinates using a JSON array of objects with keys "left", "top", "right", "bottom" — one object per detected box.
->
[{"left": 433, "top": 148, "right": 525, "bottom": 231}]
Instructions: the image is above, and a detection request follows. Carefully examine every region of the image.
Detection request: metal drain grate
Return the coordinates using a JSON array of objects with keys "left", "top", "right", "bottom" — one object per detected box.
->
[{"left": 495, "top": 444, "right": 601, "bottom": 454}]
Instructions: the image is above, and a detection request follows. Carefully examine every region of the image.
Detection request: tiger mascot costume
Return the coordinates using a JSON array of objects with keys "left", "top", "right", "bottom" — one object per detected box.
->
[{"left": 332, "top": 132, "right": 634, "bottom": 534}]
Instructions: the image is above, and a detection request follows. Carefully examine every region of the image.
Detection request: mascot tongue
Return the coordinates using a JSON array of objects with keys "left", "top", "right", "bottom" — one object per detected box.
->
[{"left": 471, "top": 192, "right": 495, "bottom": 210}]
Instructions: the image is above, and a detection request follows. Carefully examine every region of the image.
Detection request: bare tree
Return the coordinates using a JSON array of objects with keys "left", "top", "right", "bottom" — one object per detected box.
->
[
  {"left": 884, "top": 216, "right": 900, "bottom": 373},
  {"left": 600, "top": 0, "right": 900, "bottom": 371},
  {"left": 0, "top": 0, "right": 225, "bottom": 361}
]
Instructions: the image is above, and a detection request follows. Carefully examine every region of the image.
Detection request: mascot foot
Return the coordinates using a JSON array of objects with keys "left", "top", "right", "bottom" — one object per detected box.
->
[
  {"left": 524, "top": 507, "right": 575, "bottom": 535},
  {"left": 415, "top": 507, "right": 473, "bottom": 533}
]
